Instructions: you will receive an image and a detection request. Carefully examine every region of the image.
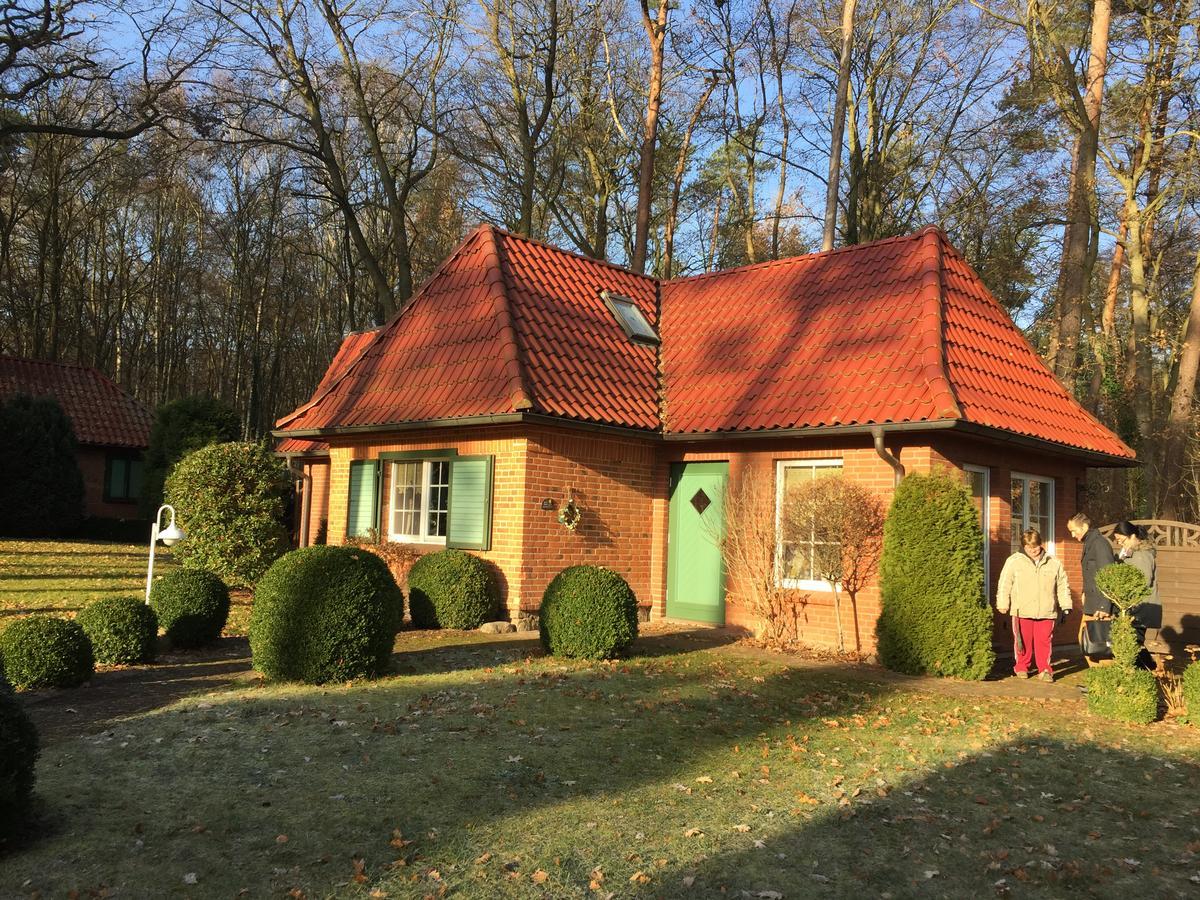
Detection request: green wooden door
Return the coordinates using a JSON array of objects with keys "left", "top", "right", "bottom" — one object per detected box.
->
[{"left": 666, "top": 461, "right": 728, "bottom": 624}]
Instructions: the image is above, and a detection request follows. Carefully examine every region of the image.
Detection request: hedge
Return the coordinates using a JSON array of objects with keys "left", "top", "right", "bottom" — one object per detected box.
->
[
  {"left": 539, "top": 566, "right": 639, "bottom": 660},
  {"left": 0, "top": 616, "right": 94, "bottom": 690},
  {"left": 164, "top": 441, "right": 291, "bottom": 586},
  {"left": 0, "top": 394, "right": 84, "bottom": 537},
  {"left": 0, "top": 688, "right": 39, "bottom": 829},
  {"left": 77, "top": 597, "right": 158, "bottom": 665},
  {"left": 149, "top": 569, "right": 230, "bottom": 648},
  {"left": 407, "top": 549, "right": 498, "bottom": 630},
  {"left": 1183, "top": 662, "right": 1200, "bottom": 725},
  {"left": 140, "top": 395, "right": 240, "bottom": 518},
  {"left": 250, "top": 546, "right": 402, "bottom": 684},
  {"left": 876, "top": 471, "right": 995, "bottom": 680}
]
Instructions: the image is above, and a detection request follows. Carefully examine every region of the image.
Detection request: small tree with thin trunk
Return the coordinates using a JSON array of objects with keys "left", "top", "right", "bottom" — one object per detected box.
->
[
  {"left": 716, "top": 474, "right": 807, "bottom": 647},
  {"left": 782, "top": 476, "right": 885, "bottom": 653}
]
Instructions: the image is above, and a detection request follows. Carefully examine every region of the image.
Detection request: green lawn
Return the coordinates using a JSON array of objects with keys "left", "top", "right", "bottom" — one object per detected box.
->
[
  {"left": 7, "top": 631, "right": 1200, "bottom": 898},
  {"left": 0, "top": 539, "right": 255, "bottom": 635}
]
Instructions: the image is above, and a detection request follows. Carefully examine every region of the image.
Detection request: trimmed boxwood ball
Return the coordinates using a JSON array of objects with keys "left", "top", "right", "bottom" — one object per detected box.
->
[
  {"left": 150, "top": 570, "right": 230, "bottom": 648},
  {"left": 250, "top": 546, "right": 403, "bottom": 684},
  {"left": 539, "top": 565, "right": 639, "bottom": 660},
  {"left": 0, "top": 616, "right": 93, "bottom": 690},
  {"left": 407, "top": 549, "right": 498, "bottom": 630},
  {"left": 1086, "top": 665, "right": 1158, "bottom": 724},
  {"left": 77, "top": 596, "right": 158, "bottom": 665},
  {"left": 0, "top": 687, "right": 39, "bottom": 828}
]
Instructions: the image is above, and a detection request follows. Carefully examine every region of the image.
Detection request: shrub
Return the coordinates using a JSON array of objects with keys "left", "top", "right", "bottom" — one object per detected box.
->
[
  {"left": 1095, "top": 563, "right": 1150, "bottom": 616},
  {"left": 150, "top": 570, "right": 230, "bottom": 648},
  {"left": 0, "top": 616, "right": 93, "bottom": 690},
  {"left": 140, "top": 396, "right": 240, "bottom": 518},
  {"left": 407, "top": 549, "right": 498, "bottom": 629},
  {"left": 164, "top": 441, "right": 291, "bottom": 586},
  {"left": 876, "top": 470, "right": 995, "bottom": 680},
  {"left": 250, "top": 546, "right": 402, "bottom": 684},
  {"left": 1183, "top": 662, "right": 1200, "bottom": 725},
  {"left": 0, "top": 688, "right": 39, "bottom": 828},
  {"left": 0, "top": 394, "right": 84, "bottom": 537},
  {"left": 77, "top": 597, "right": 158, "bottom": 665},
  {"left": 1109, "top": 615, "right": 1141, "bottom": 669},
  {"left": 539, "top": 566, "right": 639, "bottom": 660},
  {"left": 1086, "top": 665, "right": 1158, "bottom": 725}
]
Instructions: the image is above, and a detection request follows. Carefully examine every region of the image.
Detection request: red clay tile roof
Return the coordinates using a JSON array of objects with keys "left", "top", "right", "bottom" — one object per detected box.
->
[
  {"left": 275, "top": 225, "right": 1134, "bottom": 463},
  {"left": 0, "top": 356, "right": 151, "bottom": 448},
  {"left": 276, "top": 329, "right": 380, "bottom": 455},
  {"left": 276, "top": 225, "right": 658, "bottom": 433}
]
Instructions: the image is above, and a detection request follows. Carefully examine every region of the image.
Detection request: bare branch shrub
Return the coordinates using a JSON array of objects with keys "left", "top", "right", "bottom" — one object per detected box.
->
[
  {"left": 716, "top": 472, "right": 808, "bottom": 648},
  {"left": 782, "top": 476, "right": 885, "bottom": 653}
]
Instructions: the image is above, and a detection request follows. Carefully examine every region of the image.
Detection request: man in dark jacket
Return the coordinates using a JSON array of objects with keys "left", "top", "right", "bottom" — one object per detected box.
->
[{"left": 1068, "top": 512, "right": 1116, "bottom": 615}]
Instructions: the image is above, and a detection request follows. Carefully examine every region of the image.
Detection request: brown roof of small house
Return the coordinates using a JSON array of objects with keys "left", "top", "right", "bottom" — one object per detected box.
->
[
  {"left": 0, "top": 356, "right": 151, "bottom": 449},
  {"left": 274, "top": 225, "right": 1134, "bottom": 464}
]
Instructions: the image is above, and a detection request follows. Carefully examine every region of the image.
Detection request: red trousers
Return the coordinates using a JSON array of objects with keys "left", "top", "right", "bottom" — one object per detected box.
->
[{"left": 1014, "top": 617, "right": 1056, "bottom": 674}]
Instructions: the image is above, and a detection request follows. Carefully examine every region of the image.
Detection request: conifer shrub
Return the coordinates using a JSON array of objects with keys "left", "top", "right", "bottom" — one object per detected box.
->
[
  {"left": 1095, "top": 563, "right": 1151, "bottom": 616},
  {"left": 140, "top": 396, "right": 240, "bottom": 518},
  {"left": 539, "top": 566, "right": 639, "bottom": 660},
  {"left": 0, "top": 394, "right": 84, "bottom": 537},
  {"left": 1085, "top": 665, "right": 1158, "bottom": 725},
  {"left": 149, "top": 570, "right": 230, "bottom": 648},
  {"left": 164, "top": 441, "right": 291, "bottom": 586},
  {"left": 876, "top": 470, "right": 995, "bottom": 680},
  {"left": 407, "top": 549, "right": 498, "bottom": 629},
  {"left": 250, "top": 546, "right": 402, "bottom": 684},
  {"left": 0, "top": 686, "right": 39, "bottom": 829},
  {"left": 1182, "top": 662, "right": 1200, "bottom": 725},
  {"left": 0, "top": 616, "right": 93, "bottom": 690},
  {"left": 77, "top": 597, "right": 158, "bottom": 665}
]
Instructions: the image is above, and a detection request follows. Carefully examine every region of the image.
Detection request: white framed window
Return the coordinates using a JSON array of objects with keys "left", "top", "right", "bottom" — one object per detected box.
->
[
  {"left": 964, "top": 465, "right": 990, "bottom": 588},
  {"left": 775, "top": 459, "right": 843, "bottom": 590},
  {"left": 390, "top": 459, "right": 451, "bottom": 544},
  {"left": 1011, "top": 472, "right": 1054, "bottom": 555}
]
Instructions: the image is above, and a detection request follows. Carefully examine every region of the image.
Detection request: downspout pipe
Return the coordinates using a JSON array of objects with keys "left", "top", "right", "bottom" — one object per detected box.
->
[{"left": 871, "top": 426, "right": 905, "bottom": 488}]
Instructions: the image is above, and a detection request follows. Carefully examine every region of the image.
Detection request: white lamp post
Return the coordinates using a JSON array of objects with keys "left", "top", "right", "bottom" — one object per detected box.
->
[{"left": 145, "top": 504, "right": 186, "bottom": 603}]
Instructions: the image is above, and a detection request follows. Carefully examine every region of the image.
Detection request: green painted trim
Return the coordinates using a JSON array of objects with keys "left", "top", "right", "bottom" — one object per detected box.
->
[
  {"left": 378, "top": 449, "right": 459, "bottom": 461},
  {"left": 446, "top": 454, "right": 494, "bottom": 551}
]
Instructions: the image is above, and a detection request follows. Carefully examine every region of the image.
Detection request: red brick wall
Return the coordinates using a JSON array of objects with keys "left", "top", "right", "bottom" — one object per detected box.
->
[
  {"left": 314, "top": 423, "right": 1091, "bottom": 649},
  {"left": 519, "top": 427, "right": 657, "bottom": 612},
  {"left": 77, "top": 446, "right": 142, "bottom": 520}
]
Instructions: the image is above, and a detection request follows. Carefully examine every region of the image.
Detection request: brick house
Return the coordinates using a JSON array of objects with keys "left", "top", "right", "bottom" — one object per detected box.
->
[
  {"left": 274, "top": 225, "right": 1134, "bottom": 650},
  {"left": 0, "top": 356, "right": 152, "bottom": 519}
]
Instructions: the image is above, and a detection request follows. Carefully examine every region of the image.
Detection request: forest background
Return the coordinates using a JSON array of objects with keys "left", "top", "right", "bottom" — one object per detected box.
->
[{"left": 0, "top": 0, "right": 1197, "bottom": 521}]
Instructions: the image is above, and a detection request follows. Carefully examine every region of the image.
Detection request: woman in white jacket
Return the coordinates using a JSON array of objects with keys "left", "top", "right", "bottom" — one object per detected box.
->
[{"left": 996, "top": 529, "right": 1073, "bottom": 682}]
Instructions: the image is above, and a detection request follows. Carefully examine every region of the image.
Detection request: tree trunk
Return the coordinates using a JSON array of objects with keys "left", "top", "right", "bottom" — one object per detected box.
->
[
  {"left": 1161, "top": 250, "right": 1200, "bottom": 518},
  {"left": 822, "top": 0, "right": 856, "bottom": 253},
  {"left": 1051, "top": 0, "right": 1111, "bottom": 382},
  {"left": 663, "top": 76, "right": 717, "bottom": 276},
  {"left": 632, "top": 0, "right": 669, "bottom": 275}
]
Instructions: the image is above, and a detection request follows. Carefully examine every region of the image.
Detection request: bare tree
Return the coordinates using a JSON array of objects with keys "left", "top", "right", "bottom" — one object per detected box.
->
[
  {"left": 821, "top": 0, "right": 855, "bottom": 251},
  {"left": 630, "top": 0, "right": 669, "bottom": 274},
  {"left": 783, "top": 475, "right": 884, "bottom": 653}
]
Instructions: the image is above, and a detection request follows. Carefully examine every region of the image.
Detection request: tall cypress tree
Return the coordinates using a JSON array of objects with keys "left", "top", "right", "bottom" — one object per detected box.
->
[{"left": 0, "top": 394, "right": 85, "bottom": 536}]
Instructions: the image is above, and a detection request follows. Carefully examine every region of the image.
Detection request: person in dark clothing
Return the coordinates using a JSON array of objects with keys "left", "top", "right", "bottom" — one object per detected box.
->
[{"left": 1069, "top": 511, "right": 1116, "bottom": 666}]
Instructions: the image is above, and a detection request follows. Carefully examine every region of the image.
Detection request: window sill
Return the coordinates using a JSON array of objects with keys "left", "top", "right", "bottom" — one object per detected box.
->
[
  {"left": 388, "top": 536, "right": 447, "bottom": 547},
  {"left": 779, "top": 579, "right": 836, "bottom": 592}
]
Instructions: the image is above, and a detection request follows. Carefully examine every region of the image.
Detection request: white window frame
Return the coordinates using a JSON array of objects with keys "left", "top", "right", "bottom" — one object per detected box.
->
[
  {"left": 389, "top": 459, "right": 451, "bottom": 545},
  {"left": 775, "top": 458, "right": 843, "bottom": 591},
  {"left": 964, "top": 465, "right": 991, "bottom": 588},
  {"left": 1010, "top": 471, "right": 1055, "bottom": 556}
]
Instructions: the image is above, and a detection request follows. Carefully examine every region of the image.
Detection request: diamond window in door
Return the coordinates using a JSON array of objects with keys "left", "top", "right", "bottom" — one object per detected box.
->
[{"left": 690, "top": 488, "right": 712, "bottom": 515}]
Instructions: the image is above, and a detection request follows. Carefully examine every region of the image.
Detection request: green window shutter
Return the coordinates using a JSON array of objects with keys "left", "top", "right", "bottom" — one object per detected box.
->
[
  {"left": 347, "top": 460, "right": 381, "bottom": 538},
  {"left": 446, "top": 455, "right": 493, "bottom": 551}
]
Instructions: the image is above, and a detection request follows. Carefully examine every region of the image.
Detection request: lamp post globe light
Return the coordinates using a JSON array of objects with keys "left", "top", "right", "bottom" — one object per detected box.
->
[{"left": 145, "top": 504, "right": 186, "bottom": 603}]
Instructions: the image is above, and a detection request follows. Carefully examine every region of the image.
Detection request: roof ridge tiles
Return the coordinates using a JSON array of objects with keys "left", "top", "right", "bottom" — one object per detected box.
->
[
  {"left": 482, "top": 226, "right": 535, "bottom": 413},
  {"left": 489, "top": 224, "right": 659, "bottom": 286},
  {"left": 921, "top": 229, "right": 965, "bottom": 421}
]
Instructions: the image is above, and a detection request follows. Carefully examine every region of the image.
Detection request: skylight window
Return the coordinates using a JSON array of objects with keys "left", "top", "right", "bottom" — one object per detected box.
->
[{"left": 602, "top": 291, "right": 659, "bottom": 345}]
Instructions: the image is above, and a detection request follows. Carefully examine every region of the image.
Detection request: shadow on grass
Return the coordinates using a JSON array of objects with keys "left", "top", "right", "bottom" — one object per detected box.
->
[
  {"left": 7, "top": 633, "right": 1199, "bottom": 897},
  {"left": 0, "top": 606, "right": 84, "bottom": 617},
  {"left": 21, "top": 638, "right": 253, "bottom": 743},
  {"left": 656, "top": 736, "right": 1200, "bottom": 898}
]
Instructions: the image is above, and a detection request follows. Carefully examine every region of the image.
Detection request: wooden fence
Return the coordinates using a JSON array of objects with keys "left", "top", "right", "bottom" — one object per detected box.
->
[{"left": 1099, "top": 519, "right": 1200, "bottom": 652}]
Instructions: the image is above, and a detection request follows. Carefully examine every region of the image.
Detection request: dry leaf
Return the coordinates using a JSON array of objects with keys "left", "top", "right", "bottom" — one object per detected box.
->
[
  {"left": 684, "top": 828, "right": 703, "bottom": 837},
  {"left": 531, "top": 870, "right": 549, "bottom": 884},
  {"left": 734, "top": 824, "right": 751, "bottom": 833},
  {"left": 276, "top": 834, "right": 289, "bottom": 844},
  {"left": 475, "top": 852, "right": 492, "bottom": 865},
  {"left": 629, "top": 871, "right": 651, "bottom": 885},
  {"left": 695, "top": 776, "right": 713, "bottom": 784}
]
